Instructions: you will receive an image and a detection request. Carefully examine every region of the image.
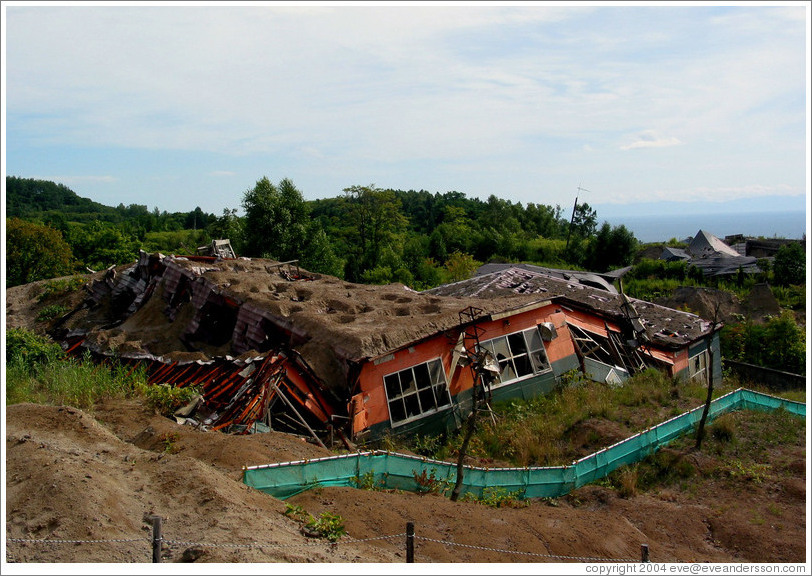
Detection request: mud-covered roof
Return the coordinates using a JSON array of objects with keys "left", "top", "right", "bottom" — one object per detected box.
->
[
  {"left": 424, "top": 267, "right": 717, "bottom": 349},
  {"left": 58, "top": 254, "right": 546, "bottom": 392}
]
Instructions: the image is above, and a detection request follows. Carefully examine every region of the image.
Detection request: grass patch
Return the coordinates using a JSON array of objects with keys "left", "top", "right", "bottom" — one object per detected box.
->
[
  {"left": 6, "top": 327, "right": 147, "bottom": 410},
  {"left": 394, "top": 368, "right": 728, "bottom": 468},
  {"left": 37, "top": 276, "right": 86, "bottom": 302},
  {"left": 36, "top": 304, "right": 70, "bottom": 323},
  {"left": 6, "top": 353, "right": 146, "bottom": 409}
]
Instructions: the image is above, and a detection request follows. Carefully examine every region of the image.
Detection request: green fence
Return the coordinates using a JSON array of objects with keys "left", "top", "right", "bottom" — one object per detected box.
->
[{"left": 243, "top": 388, "right": 804, "bottom": 500}]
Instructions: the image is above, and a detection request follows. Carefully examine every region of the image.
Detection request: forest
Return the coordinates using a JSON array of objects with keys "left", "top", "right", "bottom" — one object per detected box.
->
[
  {"left": 5, "top": 175, "right": 807, "bottom": 377},
  {"left": 6, "top": 175, "right": 639, "bottom": 288}
]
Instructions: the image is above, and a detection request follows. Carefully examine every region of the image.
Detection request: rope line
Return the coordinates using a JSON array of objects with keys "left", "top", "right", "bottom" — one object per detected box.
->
[
  {"left": 7, "top": 537, "right": 149, "bottom": 544},
  {"left": 6, "top": 532, "right": 634, "bottom": 563},
  {"left": 163, "top": 533, "right": 405, "bottom": 549},
  {"left": 415, "top": 535, "right": 637, "bottom": 563}
]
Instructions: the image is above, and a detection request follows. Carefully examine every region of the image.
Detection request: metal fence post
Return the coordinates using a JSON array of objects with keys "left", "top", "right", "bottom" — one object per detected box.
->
[
  {"left": 641, "top": 543, "right": 649, "bottom": 563},
  {"left": 406, "top": 522, "right": 414, "bottom": 563},
  {"left": 152, "top": 516, "right": 163, "bottom": 563}
]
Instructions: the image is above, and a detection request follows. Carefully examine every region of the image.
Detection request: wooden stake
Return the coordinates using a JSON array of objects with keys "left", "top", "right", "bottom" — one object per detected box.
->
[
  {"left": 406, "top": 522, "right": 414, "bottom": 563},
  {"left": 152, "top": 516, "right": 163, "bottom": 563}
]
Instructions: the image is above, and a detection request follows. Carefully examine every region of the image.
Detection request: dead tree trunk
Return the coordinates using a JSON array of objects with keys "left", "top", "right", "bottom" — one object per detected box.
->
[
  {"left": 695, "top": 305, "right": 722, "bottom": 451},
  {"left": 450, "top": 398, "right": 479, "bottom": 502}
]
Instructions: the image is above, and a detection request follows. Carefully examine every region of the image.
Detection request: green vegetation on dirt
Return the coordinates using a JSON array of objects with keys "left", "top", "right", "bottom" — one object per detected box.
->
[
  {"left": 380, "top": 368, "right": 804, "bottom": 471},
  {"left": 4, "top": 327, "right": 191, "bottom": 413}
]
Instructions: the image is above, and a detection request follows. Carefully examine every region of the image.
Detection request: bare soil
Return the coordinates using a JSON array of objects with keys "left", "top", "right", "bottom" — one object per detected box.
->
[{"left": 5, "top": 394, "right": 806, "bottom": 565}]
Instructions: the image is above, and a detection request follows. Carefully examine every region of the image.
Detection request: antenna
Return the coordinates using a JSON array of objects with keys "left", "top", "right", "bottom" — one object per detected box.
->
[{"left": 566, "top": 183, "right": 590, "bottom": 250}]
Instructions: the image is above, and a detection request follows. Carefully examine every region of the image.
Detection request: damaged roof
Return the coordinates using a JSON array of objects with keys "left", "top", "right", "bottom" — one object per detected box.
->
[
  {"left": 424, "top": 266, "right": 717, "bottom": 349},
  {"left": 59, "top": 253, "right": 548, "bottom": 392},
  {"left": 474, "top": 262, "right": 626, "bottom": 293}
]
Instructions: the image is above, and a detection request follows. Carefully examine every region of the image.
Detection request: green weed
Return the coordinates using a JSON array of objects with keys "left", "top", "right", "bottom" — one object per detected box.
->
[
  {"left": 305, "top": 512, "right": 347, "bottom": 542},
  {"left": 461, "top": 486, "right": 526, "bottom": 508},
  {"left": 36, "top": 304, "right": 70, "bottom": 322},
  {"left": 140, "top": 383, "right": 202, "bottom": 417},
  {"left": 37, "top": 276, "right": 86, "bottom": 302}
]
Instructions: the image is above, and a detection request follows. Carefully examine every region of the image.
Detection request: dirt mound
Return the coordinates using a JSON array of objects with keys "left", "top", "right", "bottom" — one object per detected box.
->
[
  {"left": 5, "top": 398, "right": 806, "bottom": 564},
  {"left": 743, "top": 283, "right": 781, "bottom": 320},
  {"left": 5, "top": 402, "right": 395, "bottom": 563},
  {"left": 654, "top": 286, "right": 742, "bottom": 324}
]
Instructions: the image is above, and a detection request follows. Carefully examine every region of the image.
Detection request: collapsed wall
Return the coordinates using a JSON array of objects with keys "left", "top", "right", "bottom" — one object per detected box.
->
[{"left": 52, "top": 252, "right": 346, "bottom": 439}]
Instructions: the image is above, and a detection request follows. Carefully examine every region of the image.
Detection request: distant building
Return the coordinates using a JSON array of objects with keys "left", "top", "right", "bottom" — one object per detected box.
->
[{"left": 661, "top": 230, "right": 760, "bottom": 277}]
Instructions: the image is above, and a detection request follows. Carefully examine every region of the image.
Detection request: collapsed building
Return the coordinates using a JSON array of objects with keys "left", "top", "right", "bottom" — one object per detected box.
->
[
  {"left": 660, "top": 229, "right": 761, "bottom": 277},
  {"left": 50, "top": 251, "right": 723, "bottom": 445}
]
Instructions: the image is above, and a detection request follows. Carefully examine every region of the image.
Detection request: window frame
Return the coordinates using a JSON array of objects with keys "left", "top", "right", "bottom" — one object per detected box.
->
[
  {"left": 477, "top": 326, "right": 552, "bottom": 390},
  {"left": 688, "top": 349, "right": 709, "bottom": 383},
  {"left": 383, "top": 357, "right": 453, "bottom": 428}
]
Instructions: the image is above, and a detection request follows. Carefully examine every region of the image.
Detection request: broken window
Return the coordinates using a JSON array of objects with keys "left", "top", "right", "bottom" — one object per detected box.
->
[
  {"left": 689, "top": 349, "right": 709, "bottom": 383},
  {"left": 478, "top": 326, "right": 551, "bottom": 388},
  {"left": 384, "top": 358, "right": 452, "bottom": 426},
  {"left": 567, "top": 324, "right": 617, "bottom": 366}
]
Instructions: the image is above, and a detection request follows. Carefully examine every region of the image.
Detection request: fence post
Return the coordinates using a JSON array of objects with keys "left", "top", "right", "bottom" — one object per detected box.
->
[
  {"left": 152, "top": 516, "right": 163, "bottom": 563},
  {"left": 406, "top": 522, "right": 414, "bottom": 563},
  {"left": 641, "top": 543, "right": 649, "bottom": 563}
]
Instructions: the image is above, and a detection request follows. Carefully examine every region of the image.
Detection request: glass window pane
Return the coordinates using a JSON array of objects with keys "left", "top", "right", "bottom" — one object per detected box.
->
[
  {"left": 500, "top": 359, "right": 518, "bottom": 382},
  {"left": 526, "top": 327, "right": 543, "bottom": 351},
  {"left": 531, "top": 348, "right": 550, "bottom": 372},
  {"left": 414, "top": 363, "right": 431, "bottom": 391},
  {"left": 384, "top": 373, "right": 401, "bottom": 400},
  {"left": 492, "top": 336, "right": 510, "bottom": 359},
  {"left": 404, "top": 393, "right": 420, "bottom": 418},
  {"left": 428, "top": 359, "right": 444, "bottom": 385},
  {"left": 514, "top": 354, "right": 533, "bottom": 377},
  {"left": 478, "top": 340, "right": 496, "bottom": 357},
  {"left": 389, "top": 398, "right": 406, "bottom": 423},
  {"left": 434, "top": 381, "right": 450, "bottom": 406},
  {"left": 401, "top": 369, "right": 417, "bottom": 395},
  {"left": 418, "top": 386, "right": 436, "bottom": 412},
  {"left": 507, "top": 332, "right": 527, "bottom": 356}
]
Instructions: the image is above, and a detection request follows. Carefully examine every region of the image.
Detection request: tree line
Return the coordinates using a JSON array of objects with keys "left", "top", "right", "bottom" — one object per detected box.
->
[{"left": 5, "top": 175, "right": 641, "bottom": 288}]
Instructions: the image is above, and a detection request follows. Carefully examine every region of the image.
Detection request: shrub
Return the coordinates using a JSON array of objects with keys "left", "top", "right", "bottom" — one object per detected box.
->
[
  {"left": 412, "top": 468, "right": 450, "bottom": 495},
  {"left": 710, "top": 414, "right": 736, "bottom": 442},
  {"left": 616, "top": 466, "right": 639, "bottom": 498},
  {"left": 141, "top": 383, "right": 202, "bottom": 416},
  {"left": 352, "top": 471, "right": 386, "bottom": 491},
  {"left": 6, "top": 328, "right": 64, "bottom": 368},
  {"left": 305, "top": 512, "right": 346, "bottom": 542}
]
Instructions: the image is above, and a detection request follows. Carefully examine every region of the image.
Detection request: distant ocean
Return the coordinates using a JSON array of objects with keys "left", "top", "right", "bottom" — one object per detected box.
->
[{"left": 603, "top": 210, "right": 808, "bottom": 244}]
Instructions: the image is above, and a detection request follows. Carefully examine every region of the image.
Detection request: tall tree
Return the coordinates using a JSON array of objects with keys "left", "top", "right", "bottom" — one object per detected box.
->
[
  {"left": 6, "top": 218, "right": 74, "bottom": 286},
  {"left": 585, "top": 223, "right": 639, "bottom": 272},
  {"left": 343, "top": 185, "right": 408, "bottom": 279},
  {"left": 772, "top": 242, "right": 805, "bottom": 286},
  {"left": 242, "top": 177, "right": 309, "bottom": 261}
]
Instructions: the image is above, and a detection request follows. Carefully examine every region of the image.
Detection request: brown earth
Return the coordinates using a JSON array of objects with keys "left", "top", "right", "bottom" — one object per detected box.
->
[
  {"left": 4, "top": 276, "right": 808, "bottom": 566},
  {"left": 653, "top": 284, "right": 783, "bottom": 325},
  {"left": 5, "top": 395, "right": 807, "bottom": 565}
]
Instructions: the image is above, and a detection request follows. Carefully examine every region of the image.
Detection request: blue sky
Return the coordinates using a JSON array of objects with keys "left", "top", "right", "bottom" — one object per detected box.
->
[{"left": 2, "top": 2, "right": 809, "bottom": 230}]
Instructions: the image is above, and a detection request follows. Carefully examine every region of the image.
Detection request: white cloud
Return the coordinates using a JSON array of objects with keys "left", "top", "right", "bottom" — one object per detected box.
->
[
  {"left": 36, "top": 175, "right": 118, "bottom": 184},
  {"left": 620, "top": 131, "right": 683, "bottom": 151},
  {"left": 4, "top": 4, "right": 807, "bottom": 210}
]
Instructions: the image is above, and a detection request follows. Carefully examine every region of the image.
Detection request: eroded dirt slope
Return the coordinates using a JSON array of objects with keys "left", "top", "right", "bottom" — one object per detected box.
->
[{"left": 5, "top": 398, "right": 806, "bottom": 564}]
